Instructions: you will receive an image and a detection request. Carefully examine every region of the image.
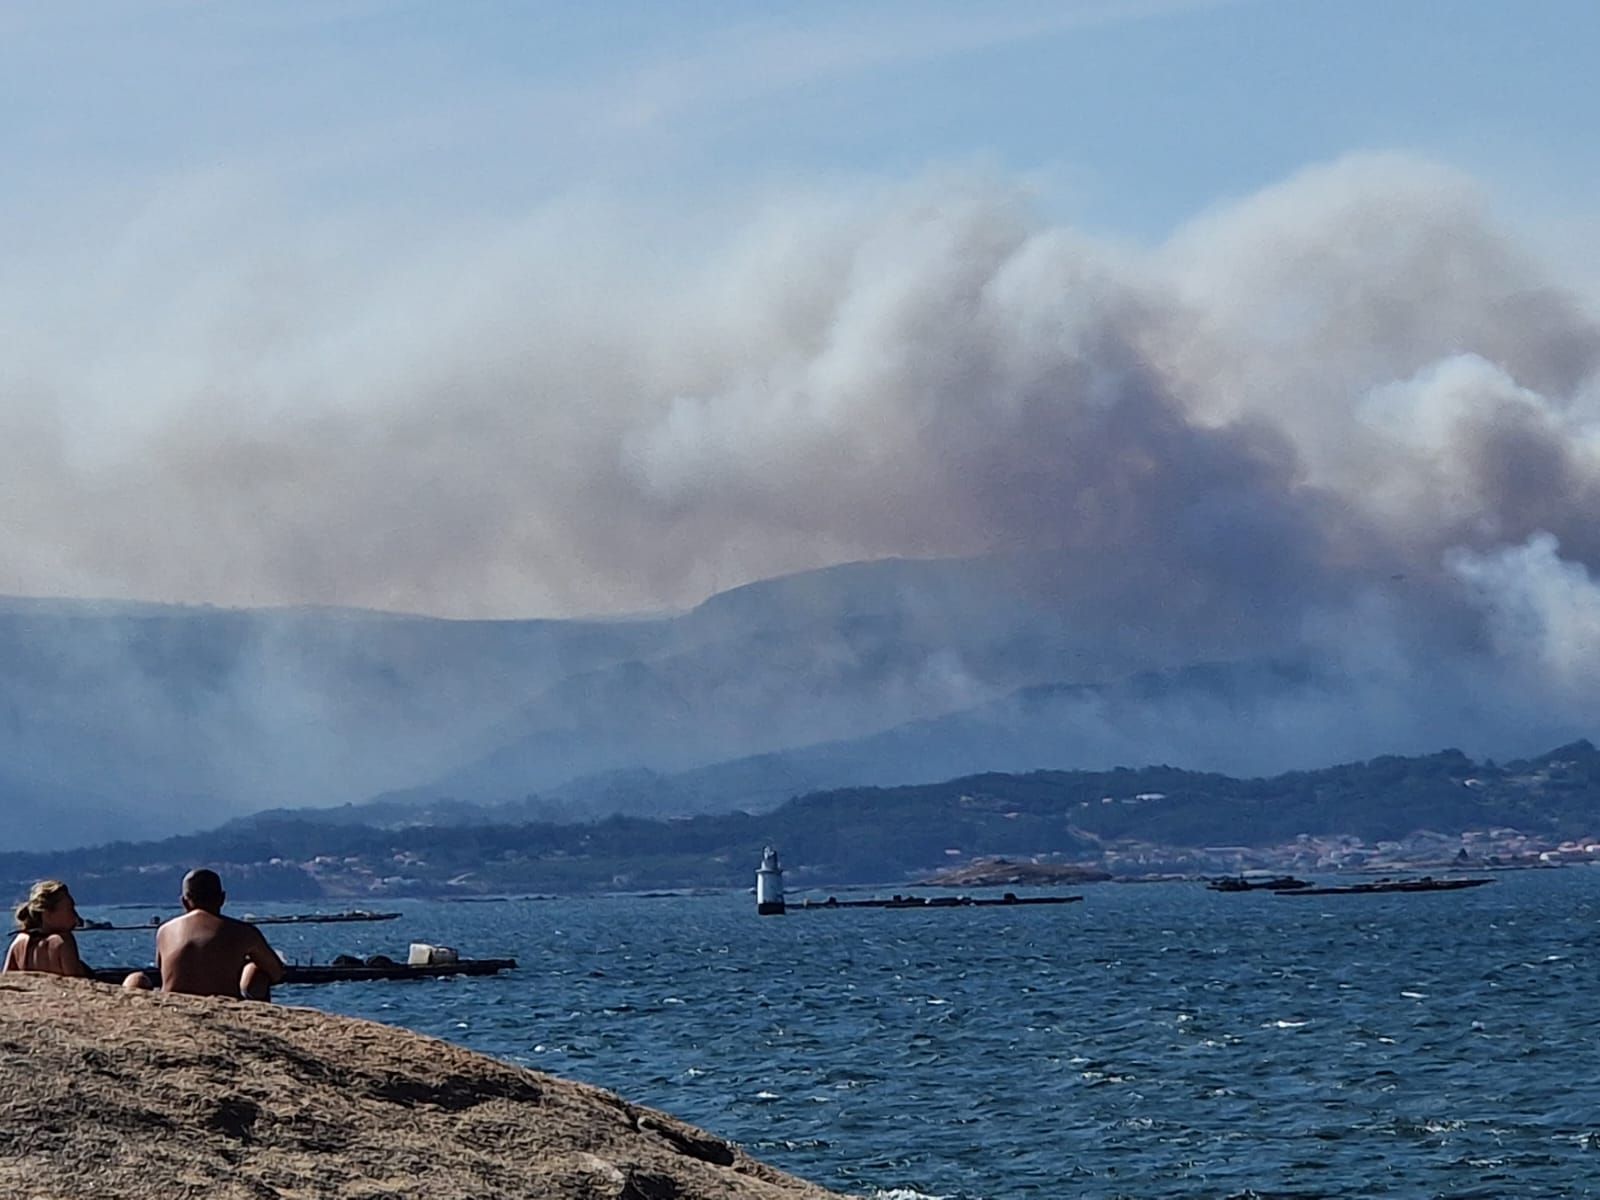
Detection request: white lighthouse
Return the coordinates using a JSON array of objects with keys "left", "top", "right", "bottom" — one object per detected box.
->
[{"left": 756, "top": 845, "right": 786, "bottom": 915}]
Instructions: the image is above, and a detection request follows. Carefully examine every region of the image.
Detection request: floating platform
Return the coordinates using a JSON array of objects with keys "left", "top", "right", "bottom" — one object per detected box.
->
[
  {"left": 247, "top": 911, "right": 402, "bottom": 926},
  {"left": 281, "top": 958, "right": 515, "bottom": 984},
  {"left": 79, "top": 910, "right": 402, "bottom": 932},
  {"left": 1274, "top": 877, "right": 1494, "bottom": 897},
  {"left": 794, "top": 892, "right": 1083, "bottom": 910},
  {"left": 1208, "top": 875, "right": 1310, "bottom": 892},
  {"left": 92, "top": 958, "right": 517, "bottom": 987}
]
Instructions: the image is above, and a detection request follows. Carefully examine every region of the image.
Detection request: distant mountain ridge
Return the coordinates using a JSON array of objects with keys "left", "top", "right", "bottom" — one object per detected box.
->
[
  {"left": 0, "top": 557, "right": 1093, "bottom": 850},
  {"left": 2, "top": 553, "right": 1592, "bottom": 853},
  {"left": 236, "top": 659, "right": 1332, "bottom": 830},
  {"left": 4, "top": 739, "right": 1596, "bottom": 903}
]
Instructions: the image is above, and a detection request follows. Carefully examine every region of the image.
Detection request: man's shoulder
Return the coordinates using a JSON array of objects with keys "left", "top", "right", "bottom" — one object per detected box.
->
[
  {"left": 206, "top": 913, "right": 264, "bottom": 940},
  {"left": 158, "top": 911, "right": 209, "bottom": 936}
]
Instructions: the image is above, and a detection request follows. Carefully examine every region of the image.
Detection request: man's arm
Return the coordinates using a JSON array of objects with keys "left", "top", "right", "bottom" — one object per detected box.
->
[{"left": 247, "top": 928, "right": 287, "bottom": 985}]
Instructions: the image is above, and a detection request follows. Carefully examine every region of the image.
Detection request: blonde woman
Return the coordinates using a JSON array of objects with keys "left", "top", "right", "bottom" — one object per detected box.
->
[{"left": 3, "top": 880, "right": 93, "bottom": 978}]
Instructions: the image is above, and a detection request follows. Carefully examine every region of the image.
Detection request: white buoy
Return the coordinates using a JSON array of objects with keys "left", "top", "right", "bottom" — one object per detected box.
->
[{"left": 756, "top": 845, "right": 786, "bottom": 915}]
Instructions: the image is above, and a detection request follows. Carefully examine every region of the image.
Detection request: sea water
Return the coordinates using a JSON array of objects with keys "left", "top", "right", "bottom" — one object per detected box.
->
[{"left": 82, "top": 869, "right": 1600, "bottom": 1198}]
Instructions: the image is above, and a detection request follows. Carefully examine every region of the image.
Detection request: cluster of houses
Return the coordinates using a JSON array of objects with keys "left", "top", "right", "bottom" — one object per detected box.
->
[{"left": 1075, "top": 827, "right": 1600, "bottom": 876}]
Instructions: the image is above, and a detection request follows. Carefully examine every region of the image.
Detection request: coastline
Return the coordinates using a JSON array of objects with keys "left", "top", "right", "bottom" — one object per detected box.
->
[{"left": 0, "top": 974, "right": 849, "bottom": 1200}]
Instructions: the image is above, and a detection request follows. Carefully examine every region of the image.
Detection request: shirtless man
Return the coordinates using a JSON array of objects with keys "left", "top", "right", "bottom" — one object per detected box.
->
[{"left": 123, "top": 869, "right": 286, "bottom": 1000}]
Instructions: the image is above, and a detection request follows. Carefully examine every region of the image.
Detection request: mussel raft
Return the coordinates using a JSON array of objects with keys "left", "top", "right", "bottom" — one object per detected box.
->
[{"left": 91, "top": 957, "right": 518, "bottom": 987}]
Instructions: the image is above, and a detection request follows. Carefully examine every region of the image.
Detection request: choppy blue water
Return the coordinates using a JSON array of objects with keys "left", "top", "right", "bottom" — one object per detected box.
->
[{"left": 83, "top": 869, "right": 1600, "bottom": 1198}]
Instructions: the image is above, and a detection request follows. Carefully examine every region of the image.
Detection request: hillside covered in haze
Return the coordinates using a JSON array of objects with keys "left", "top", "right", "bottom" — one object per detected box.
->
[
  {"left": 9, "top": 149, "right": 1600, "bottom": 856},
  {"left": 5, "top": 549, "right": 1596, "bottom": 853}
]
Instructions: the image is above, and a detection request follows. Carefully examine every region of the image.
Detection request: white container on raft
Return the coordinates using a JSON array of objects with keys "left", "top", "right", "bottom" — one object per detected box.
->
[{"left": 408, "top": 942, "right": 460, "bottom": 966}]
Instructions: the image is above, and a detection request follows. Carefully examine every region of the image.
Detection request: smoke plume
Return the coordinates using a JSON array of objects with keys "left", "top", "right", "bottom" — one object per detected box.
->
[{"left": 2, "top": 153, "right": 1599, "bottom": 837}]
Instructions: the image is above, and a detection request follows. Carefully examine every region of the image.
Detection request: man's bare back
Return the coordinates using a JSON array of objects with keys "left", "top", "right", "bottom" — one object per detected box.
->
[
  {"left": 157, "top": 909, "right": 285, "bottom": 998},
  {"left": 126, "top": 869, "right": 286, "bottom": 1000}
]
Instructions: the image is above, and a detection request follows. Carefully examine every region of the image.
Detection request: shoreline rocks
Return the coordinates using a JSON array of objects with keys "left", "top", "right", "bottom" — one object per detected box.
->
[
  {"left": 0, "top": 975, "right": 849, "bottom": 1200},
  {"left": 918, "top": 857, "right": 1112, "bottom": 887}
]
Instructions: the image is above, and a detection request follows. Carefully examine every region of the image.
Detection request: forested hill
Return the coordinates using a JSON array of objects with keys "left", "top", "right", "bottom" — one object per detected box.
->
[{"left": 3, "top": 741, "right": 1597, "bottom": 902}]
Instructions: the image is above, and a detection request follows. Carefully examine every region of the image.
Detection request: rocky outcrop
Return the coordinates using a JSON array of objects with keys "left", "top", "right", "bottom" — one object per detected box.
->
[
  {"left": 0, "top": 975, "right": 848, "bottom": 1200},
  {"left": 918, "top": 857, "right": 1112, "bottom": 887}
]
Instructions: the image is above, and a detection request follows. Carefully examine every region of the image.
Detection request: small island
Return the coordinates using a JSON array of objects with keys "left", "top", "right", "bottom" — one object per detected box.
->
[{"left": 917, "top": 857, "right": 1112, "bottom": 887}]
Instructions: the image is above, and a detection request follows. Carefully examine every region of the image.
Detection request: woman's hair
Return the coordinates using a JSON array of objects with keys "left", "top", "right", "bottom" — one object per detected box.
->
[{"left": 14, "top": 880, "right": 70, "bottom": 933}]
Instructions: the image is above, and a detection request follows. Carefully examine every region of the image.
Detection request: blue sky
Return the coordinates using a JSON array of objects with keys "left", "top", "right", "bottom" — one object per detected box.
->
[
  {"left": 5, "top": 0, "right": 1598, "bottom": 241},
  {"left": 2, "top": 0, "right": 1599, "bottom": 624}
]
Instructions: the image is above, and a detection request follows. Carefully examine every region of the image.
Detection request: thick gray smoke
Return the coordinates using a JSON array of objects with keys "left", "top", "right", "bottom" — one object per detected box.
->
[
  {"left": 4, "top": 156, "right": 1594, "bottom": 622},
  {"left": 2, "top": 153, "right": 1598, "bottom": 840}
]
